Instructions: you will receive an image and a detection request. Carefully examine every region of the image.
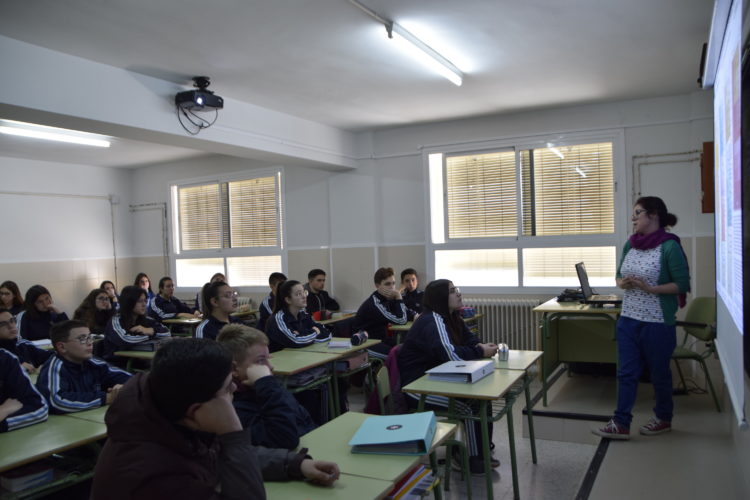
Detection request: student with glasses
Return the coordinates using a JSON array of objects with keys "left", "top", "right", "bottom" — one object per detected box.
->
[
  {"left": 101, "top": 286, "right": 170, "bottom": 360},
  {"left": 74, "top": 288, "right": 115, "bottom": 334},
  {"left": 0, "top": 280, "right": 24, "bottom": 315},
  {"left": 36, "top": 320, "right": 131, "bottom": 414},
  {"left": 0, "top": 308, "right": 52, "bottom": 374},
  {"left": 150, "top": 276, "right": 202, "bottom": 322},
  {"left": 16, "top": 284, "right": 69, "bottom": 341},
  {"left": 195, "top": 281, "right": 243, "bottom": 341}
]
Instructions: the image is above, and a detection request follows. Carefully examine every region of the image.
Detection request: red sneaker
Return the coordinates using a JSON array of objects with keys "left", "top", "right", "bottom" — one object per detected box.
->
[
  {"left": 639, "top": 417, "right": 671, "bottom": 435},
  {"left": 592, "top": 419, "right": 630, "bottom": 440}
]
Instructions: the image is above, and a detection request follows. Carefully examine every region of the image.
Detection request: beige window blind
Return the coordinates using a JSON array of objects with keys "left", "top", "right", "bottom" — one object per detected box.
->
[
  {"left": 178, "top": 183, "right": 223, "bottom": 251},
  {"left": 522, "top": 142, "right": 614, "bottom": 236},
  {"left": 445, "top": 151, "right": 517, "bottom": 238},
  {"left": 228, "top": 176, "right": 279, "bottom": 247}
]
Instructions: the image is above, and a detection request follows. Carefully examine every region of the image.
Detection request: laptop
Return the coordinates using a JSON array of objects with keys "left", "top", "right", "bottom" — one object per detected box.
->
[{"left": 575, "top": 262, "right": 622, "bottom": 305}]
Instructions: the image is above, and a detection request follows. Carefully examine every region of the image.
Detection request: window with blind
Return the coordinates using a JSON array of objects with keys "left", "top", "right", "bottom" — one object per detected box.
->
[
  {"left": 430, "top": 138, "right": 621, "bottom": 289},
  {"left": 171, "top": 171, "right": 284, "bottom": 287}
]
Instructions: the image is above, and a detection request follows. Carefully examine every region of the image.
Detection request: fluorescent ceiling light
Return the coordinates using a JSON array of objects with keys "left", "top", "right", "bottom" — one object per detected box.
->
[
  {"left": 388, "top": 23, "right": 463, "bottom": 86},
  {"left": 0, "top": 120, "right": 110, "bottom": 148}
]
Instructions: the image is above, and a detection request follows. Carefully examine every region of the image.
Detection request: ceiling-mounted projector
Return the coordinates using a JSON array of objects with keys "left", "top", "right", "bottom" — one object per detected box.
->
[{"left": 175, "top": 76, "right": 224, "bottom": 111}]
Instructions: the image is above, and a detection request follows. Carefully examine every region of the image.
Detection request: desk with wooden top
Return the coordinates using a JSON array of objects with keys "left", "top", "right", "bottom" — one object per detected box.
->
[
  {"left": 403, "top": 369, "right": 524, "bottom": 500},
  {"left": 534, "top": 298, "right": 620, "bottom": 405}
]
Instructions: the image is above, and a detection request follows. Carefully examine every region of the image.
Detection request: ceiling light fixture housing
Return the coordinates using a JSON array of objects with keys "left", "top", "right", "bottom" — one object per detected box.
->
[{"left": 0, "top": 119, "right": 110, "bottom": 148}]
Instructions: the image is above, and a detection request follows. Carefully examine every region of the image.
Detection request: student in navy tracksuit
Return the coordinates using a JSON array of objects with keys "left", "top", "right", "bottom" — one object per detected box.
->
[
  {"left": 194, "top": 281, "right": 243, "bottom": 340},
  {"left": 217, "top": 323, "right": 315, "bottom": 449},
  {"left": 266, "top": 280, "right": 332, "bottom": 424},
  {"left": 37, "top": 320, "right": 132, "bottom": 414},
  {"left": 303, "top": 269, "right": 340, "bottom": 320},
  {"left": 0, "top": 348, "right": 48, "bottom": 432},
  {"left": 0, "top": 308, "right": 52, "bottom": 374},
  {"left": 0, "top": 280, "right": 25, "bottom": 315},
  {"left": 352, "top": 267, "right": 408, "bottom": 360},
  {"left": 16, "top": 285, "right": 69, "bottom": 341},
  {"left": 400, "top": 268, "right": 424, "bottom": 320},
  {"left": 256, "top": 272, "right": 286, "bottom": 332},
  {"left": 398, "top": 279, "right": 499, "bottom": 475},
  {"left": 133, "top": 272, "right": 156, "bottom": 307},
  {"left": 100, "top": 280, "right": 120, "bottom": 312},
  {"left": 101, "top": 286, "right": 169, "bottom": 360},
  {"left": 150, "top": 276, "right": 202, "bottom": 322},
  {"left": 265, "top": 280, "right": 330, "bottom": 352},
  {"left": 194, "top": 272, "right": 226, "bottom": 313},
  {"left": 74, "top": 288, "right": 115, "bottom": 334}
]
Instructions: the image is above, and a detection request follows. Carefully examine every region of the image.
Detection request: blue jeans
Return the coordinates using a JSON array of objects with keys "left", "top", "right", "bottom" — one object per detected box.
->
[{"left": 614, "top": 316, "right": 676, "bottom": 428}]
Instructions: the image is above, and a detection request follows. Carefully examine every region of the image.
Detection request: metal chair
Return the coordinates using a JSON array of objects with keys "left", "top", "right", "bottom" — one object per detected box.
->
[{"left": 672, "top": 296, "right": 721, "bottom": 412}]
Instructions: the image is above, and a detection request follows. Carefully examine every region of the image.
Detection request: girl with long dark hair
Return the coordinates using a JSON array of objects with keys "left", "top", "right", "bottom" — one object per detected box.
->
[
  {"left": 16, "top": 285, "right": 69, "bottom": 341},
  {"left": 101, "top": 285, "right": 169, "bottom": 359},
  {"left": 265, "top": 280, "right": 329, "bottom": 352},
  {"left": 0, "top": 281, "right": 24, "bottom": 315},
  {"left": 74, "top": 288, "right": 115, "bottom": 334},
  {"left": 398, "top": 279, "right": 499, "bottom": 475},
  {"left": 194, "top": 281, "right": 242, "bottom": 340}
]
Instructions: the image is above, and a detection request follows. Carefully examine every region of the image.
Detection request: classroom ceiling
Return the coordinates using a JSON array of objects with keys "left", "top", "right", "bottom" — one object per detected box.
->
[{"left": 0, "top": 0, "right": 713, "bottom": 167}]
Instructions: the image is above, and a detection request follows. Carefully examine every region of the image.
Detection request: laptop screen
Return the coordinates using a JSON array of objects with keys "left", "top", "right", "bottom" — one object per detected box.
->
[{"left": 575, "top": 262, "right": 594, "bottom": 298}]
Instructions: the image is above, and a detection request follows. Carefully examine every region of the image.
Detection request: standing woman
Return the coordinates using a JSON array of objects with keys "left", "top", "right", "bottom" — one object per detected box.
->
[
  {"left": 398, "top": 279, "right": 499, "bottom": 474},
  {"left": 150, "top": 277, "right": 201, "bottom": 321},
  {"left": 73, "top": 289, "right": 114, "bottom": 334},
  {"left": 194, "top": 281, "right": 242, "bottom": 340},
  {"left": 594, "top": 196, "right": 690, "bottom": 439},
  {"left": 101, "top": 286, "right": 169, "bottom": 360},
  {"left": 16, "top": 285, "right": 69, "bottom": 341},
  {"left": 0, "top": 281, "right": 24, "bottom": 315},
  {"left": 265, "top": 280, "right": 330, "bottom": 352},
  {"left": 100, "top": 280, "right": 120, "bottom": 311}
]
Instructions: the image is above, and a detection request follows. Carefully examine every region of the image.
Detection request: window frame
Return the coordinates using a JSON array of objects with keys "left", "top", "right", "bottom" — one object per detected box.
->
[
  {"left": 168, "top": 167, "right": 287, "bottom": 292},
  {"left": 423, "top": 129, "right": 628, "bottom": 294}
]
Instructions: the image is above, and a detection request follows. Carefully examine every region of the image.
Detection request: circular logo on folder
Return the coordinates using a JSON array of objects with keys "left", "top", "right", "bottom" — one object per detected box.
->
[{"left": 386, "top": 424, "right": 402, "bottom": 431}]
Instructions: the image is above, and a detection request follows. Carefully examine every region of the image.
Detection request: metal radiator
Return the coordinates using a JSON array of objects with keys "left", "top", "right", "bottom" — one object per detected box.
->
[
  {"left": 463, "top": 298, "right": 541, "bottom": 350},
  {"left": 237, "top": 296, "right": 254, "bottom": 309}
]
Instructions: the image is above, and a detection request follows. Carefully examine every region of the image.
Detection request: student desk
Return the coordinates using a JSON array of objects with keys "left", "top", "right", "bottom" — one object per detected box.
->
[
  {"left": 271, "top": 350, "right": 342, "bottom": 418},
  {"left": 402, "top": 369, "right": 524, "bottom": 500},
  {"left": 230, "top": 308, "right": 258, "bottom": 319},
  {"left": 161, "top": 317, "right": 202, "bottom": 336},
  {"left": 265, "top": 474, "right": 393, "bottom": 500},
  {"left": 0, "top": 415, "right": 106, "bottom": 473},
  {"left": 534, "top": 299, "right": 620, "bottom": 405},
  {"left": 113, "top": 350, "right": 156, "bottom": 372},
  {"left": 64, "top": 405, "right": 109, "bottom": 424},
  {"left": 390, "top": 314, "right": 485, "bottom": 343},
  {"left": 295, "top": 411, "right": 457, "bottom": 500},
  {"left": 318, "top": 313, "right": 355, "bottom": 326}
]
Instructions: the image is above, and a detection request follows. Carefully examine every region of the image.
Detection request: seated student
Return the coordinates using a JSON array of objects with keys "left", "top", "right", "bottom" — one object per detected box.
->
[
  {"left": 134, "top": 272, "right": 156, "bottom": 305},
  {"left": 352, "top": 267, "right": 408, "bottom": 360},
  {"left": 0, "top": 280, "right": 25, "bottom": 315},
  {"left": 398, "top": 279, "right": 499, "bottom": 475},
  {"left": 256, "top": 272, "right": 286, "bottom": 332},
  {"left": 303, "top": 269, "right": 340, "bottom": 320},
  {"left": 195, "top": 281, "right": 243, "bottom": 341},
  {"left": 74, "top": 288, "right": 115, "bottom": 334},
  {"left": 91, "top": 338, "right": 339, "bottom": 499},
  {"left": 100, "top": 280, "right": 120, "bottom": 311},
  {"left": 217, "top": 324, "right": 315, "bottom": 449},
  {"left": 100, "top": 286, "right": 170, "bottom": 360},
  {"left": 400, "top": 268, "right": 424, "bottom": 319},
  {"left": 150, "top": 276, "right": 202, "bottom": 321},
  {"left": 36, "top": 320, "right": 131, "bottom": 414},
  {"left": 194, "top": 272, "right": 226, "bottom": 313},
  {"left": 266, "top": 280, "right": 330, "bottom": 352},
  {"left": 16, "top": 285, "right": 69, "bottom": 341},
  {"left": 0, "top": 308, "right": 52, "bottom": 374},
  {"left": 0, "top": 348, "right": 48, "bottom": 433}
]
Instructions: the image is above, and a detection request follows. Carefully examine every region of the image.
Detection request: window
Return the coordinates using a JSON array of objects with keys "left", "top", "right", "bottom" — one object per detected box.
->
[
  {"left": 171, "top": 170, "right": 284, "bottom": 287},
  {"left": 429, "top": 135, "right": 623, "bottom": 290}
]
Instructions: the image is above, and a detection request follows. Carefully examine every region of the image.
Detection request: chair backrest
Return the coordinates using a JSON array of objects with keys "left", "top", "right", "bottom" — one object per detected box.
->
[
  {"left": 682, "top": 297, "right": 716, "bottom": 342},
  {"left": 376, "top": 364, "right": 392, "bottom": 415}
]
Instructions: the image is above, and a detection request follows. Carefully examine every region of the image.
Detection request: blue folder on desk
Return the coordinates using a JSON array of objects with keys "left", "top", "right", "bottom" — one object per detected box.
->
[{"left": 348, "top": 411, "right": 437, "bottom": 455}]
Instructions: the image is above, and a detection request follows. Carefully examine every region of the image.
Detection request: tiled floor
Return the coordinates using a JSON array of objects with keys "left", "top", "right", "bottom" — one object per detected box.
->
[{"left": 348, "top": 359, "right": 745, "bottom": 500}]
